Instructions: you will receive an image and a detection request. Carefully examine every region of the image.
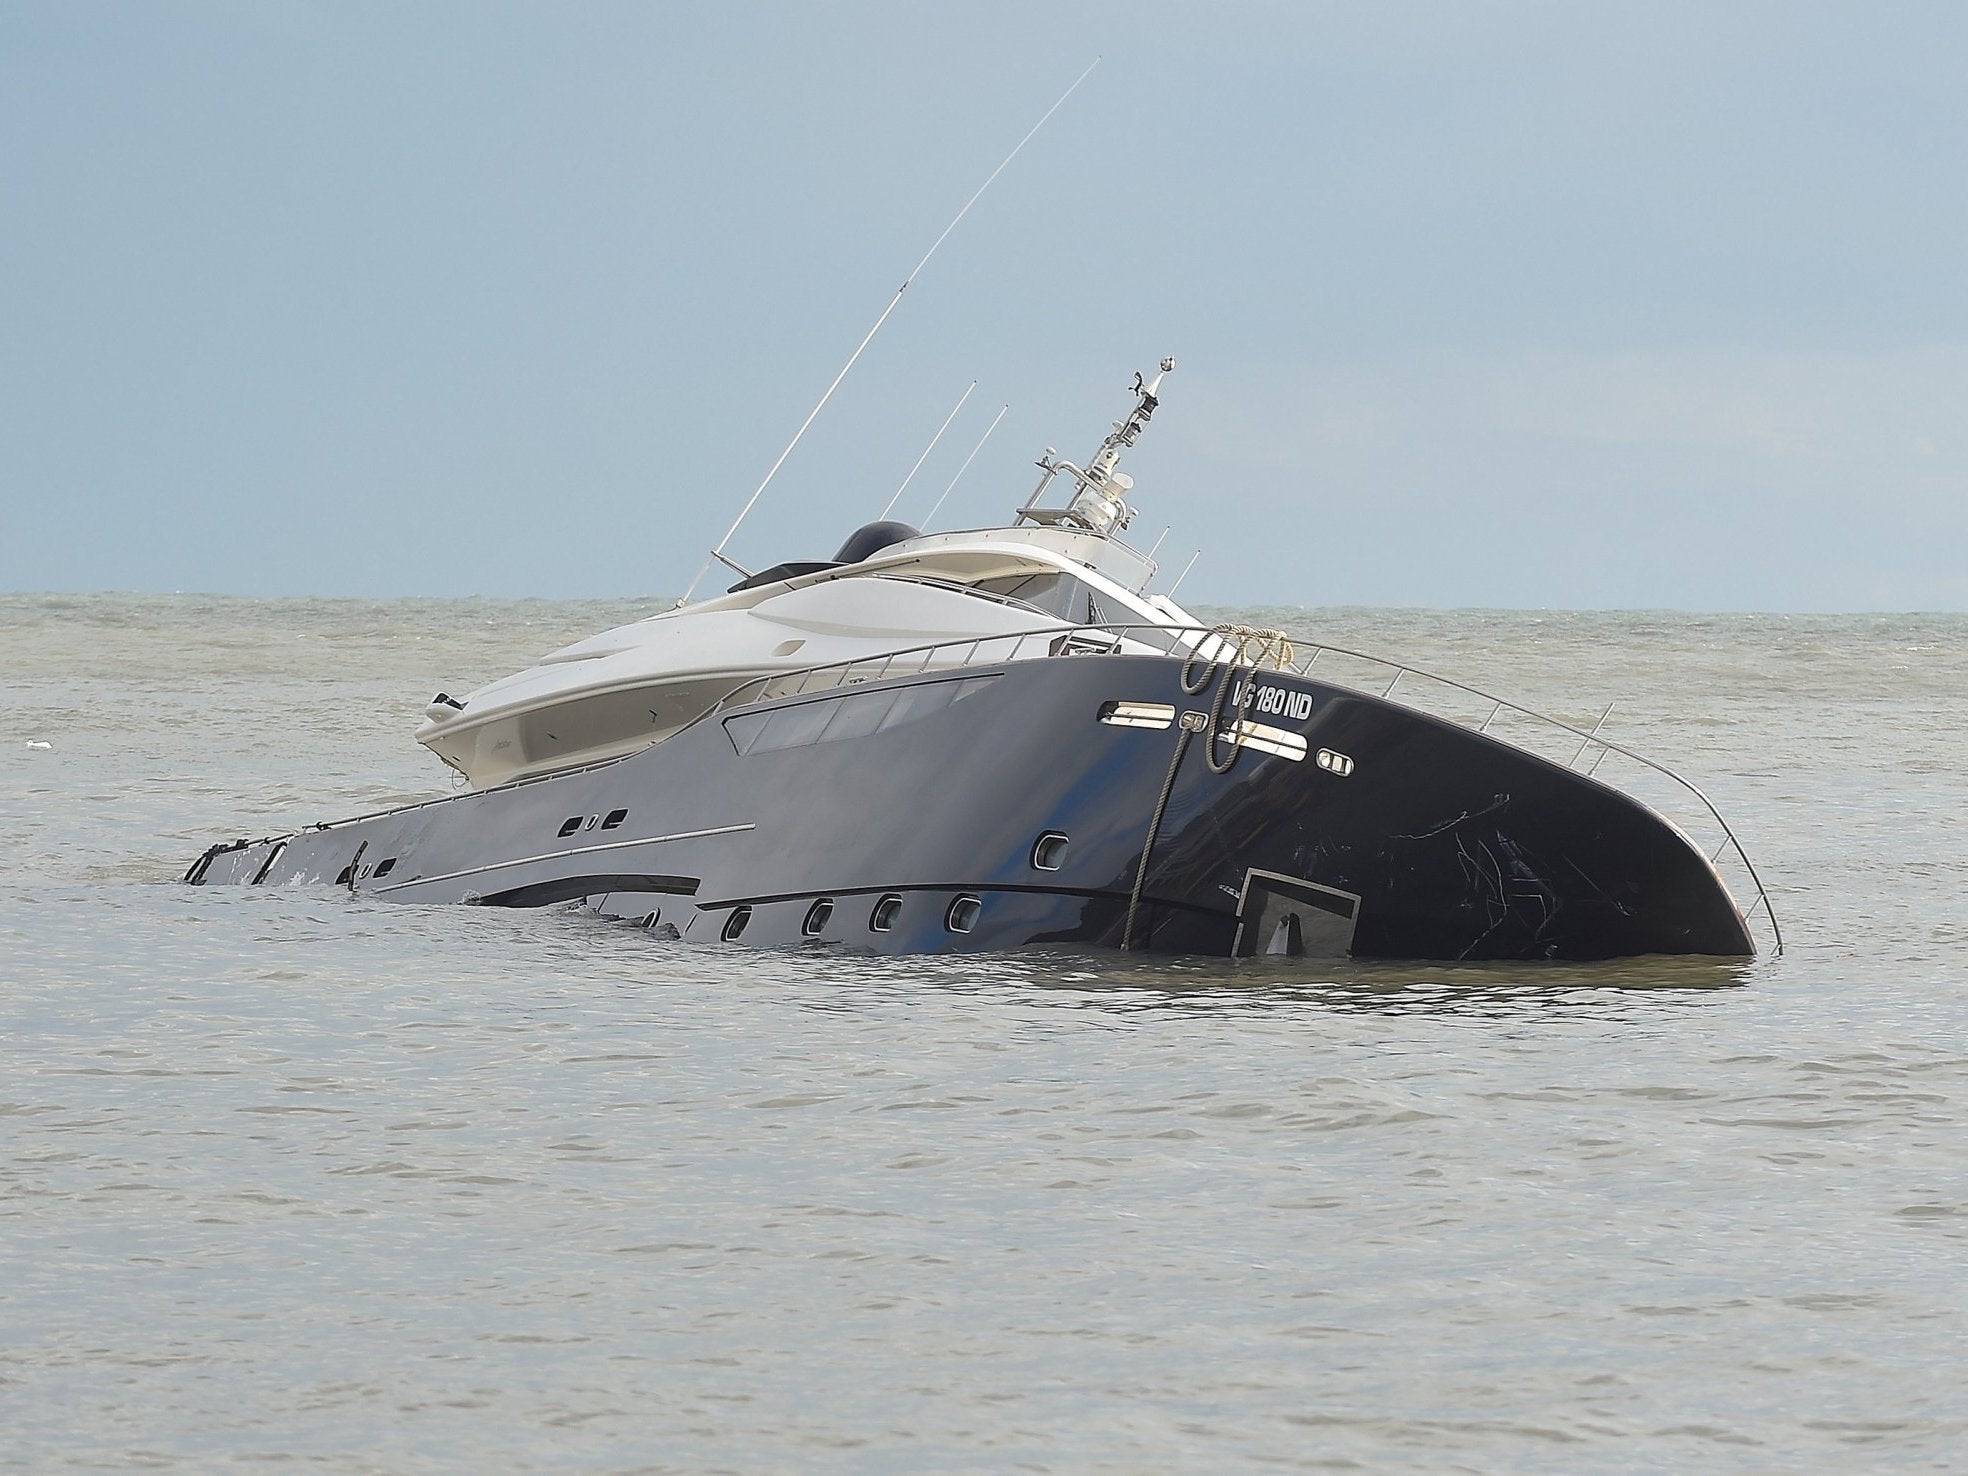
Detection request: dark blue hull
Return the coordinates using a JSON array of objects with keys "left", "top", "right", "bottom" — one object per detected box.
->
[{"left": 186, "top": 653, "right": 1756, "bottom": 961}]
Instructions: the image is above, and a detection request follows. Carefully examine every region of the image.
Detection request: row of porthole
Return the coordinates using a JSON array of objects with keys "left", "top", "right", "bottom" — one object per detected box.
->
[
  {"left": 647, "top": 829, "right": 1068, "bottom": 940},
  {"left": 335, "top": 853, "right": 398, "bottom": 886},
  {"left": 718, "top": 891, "right": 983, "bottom": 943},
  {"left": 558, "top": 808, "right": 629, "bottom": 839}
]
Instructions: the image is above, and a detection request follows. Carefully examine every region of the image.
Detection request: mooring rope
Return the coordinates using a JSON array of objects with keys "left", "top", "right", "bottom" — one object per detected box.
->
[
  {"left": 1177, "top": 624, "right": 1297, "bottom": 775},
  {"left": 1121, "top": 626, "right": 1298, "bottom": 946},
  {"left": 1121, "top": 714, "right": 1199, "bottom": 951}
]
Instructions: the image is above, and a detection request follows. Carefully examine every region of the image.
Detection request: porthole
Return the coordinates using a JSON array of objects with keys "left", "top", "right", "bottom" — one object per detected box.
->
[
  {"left": 1030, "top": 832, "right": 1068, "bottom": 871},
  {"left": 639, "top": 906, "right": 662, "bottom": 928},
  {"left": 802, "top": 898, "right": 833, "bottom": 937},
  {"left": 601, "top": 808, "right": 629, "bottom": 830},
  {"left": 373, "top": 857, "right": 397, "bottom": 878},
  {"left": 870, "top": 893, "right": 902, "bottom": 933},
  {"left": 557, "top": 816, "right": 582, "bottom": 838},
  {"left": 721, "top": 905, "right": 752, "bottom": 942},
  {"left": 946, "top": 894, "right": 981, "bottom": 934}
]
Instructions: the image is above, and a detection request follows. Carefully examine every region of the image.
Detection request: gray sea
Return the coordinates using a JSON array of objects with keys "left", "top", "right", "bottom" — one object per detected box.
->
[{"left": 3, "top": 594, "right": 1964, "bottom": 1474}]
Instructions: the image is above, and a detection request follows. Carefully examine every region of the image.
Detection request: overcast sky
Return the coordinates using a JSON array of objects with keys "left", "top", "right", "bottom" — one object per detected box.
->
[{"left": 4, "top": 1, "right": 1964, "bottom": 610}]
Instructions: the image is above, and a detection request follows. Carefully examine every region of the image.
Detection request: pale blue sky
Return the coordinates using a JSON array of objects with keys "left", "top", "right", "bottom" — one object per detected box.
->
[{"left": 4, "top": 1, "right": 1964, "bottom": 609}]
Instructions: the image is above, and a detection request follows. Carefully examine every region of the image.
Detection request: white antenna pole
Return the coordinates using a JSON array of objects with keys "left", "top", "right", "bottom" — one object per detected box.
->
[
  {"left": 879, "top": 381, "right": 975, "bottom": 520},
  {"left": 1147, "top": 525, "right": 1171, "bottom": 559},
  {"left": 1166, "top": 550, "right": 1202, "bottom": 599},
  {"left": 678, "top": 58, "right": 1101, "bottom": 605},
  {"left": 922, "top": 404, "right": 1008, "bottom": 528}
]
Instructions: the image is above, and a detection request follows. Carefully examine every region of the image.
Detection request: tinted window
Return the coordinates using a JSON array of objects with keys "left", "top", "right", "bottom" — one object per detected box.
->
[
  {"left": 971, "top": 572, "right": 1095, "bottom": 620},
  {"left": 726, "top": 677, "right": 997, "bottom": 755}
]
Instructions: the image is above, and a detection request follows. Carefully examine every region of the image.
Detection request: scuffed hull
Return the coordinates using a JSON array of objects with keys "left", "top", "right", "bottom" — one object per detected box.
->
[{"left": 187, "top": 654, "right": 1755, "bottom": 962}]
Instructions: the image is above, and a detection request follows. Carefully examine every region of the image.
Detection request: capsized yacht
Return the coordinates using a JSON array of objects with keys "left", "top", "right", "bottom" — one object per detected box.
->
[{"left": 188, "top": 364, "right": 1779, "bottom": 961}]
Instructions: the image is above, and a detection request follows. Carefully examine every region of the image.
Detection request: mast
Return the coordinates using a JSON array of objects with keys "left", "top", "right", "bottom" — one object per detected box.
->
[{"left": 1016, "top": 357, "right": 1174, "bottom": 536}]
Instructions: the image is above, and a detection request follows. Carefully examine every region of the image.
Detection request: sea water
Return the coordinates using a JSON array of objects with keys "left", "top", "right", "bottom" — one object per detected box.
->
[{"left": 3, "top": 595, "right": 1964, "bottom": 1474}]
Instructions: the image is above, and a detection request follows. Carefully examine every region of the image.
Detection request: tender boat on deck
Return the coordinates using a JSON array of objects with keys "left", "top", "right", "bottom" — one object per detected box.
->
[{"left": 187, "top": 364, "right": 1779, "bottom": 961}]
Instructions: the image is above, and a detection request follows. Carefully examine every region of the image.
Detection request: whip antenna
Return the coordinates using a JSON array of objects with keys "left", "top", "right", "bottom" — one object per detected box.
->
[
  {"left": 922, "top": 404, "right": 1009, "bottom": 528},
  {"left": 679, "top": 57, "right": 1100, "bottom": 604},
  {"left": 880, "top": 381, "right": 976, "bottom": 520},
  {"left": 1166, "top": 549, "right": 1202, "bottom": 599}
]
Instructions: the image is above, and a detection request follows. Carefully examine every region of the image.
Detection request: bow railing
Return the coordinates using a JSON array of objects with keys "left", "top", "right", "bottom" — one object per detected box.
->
[{"left": 695, "top": 620, "right": 1784, "bottom": 955}]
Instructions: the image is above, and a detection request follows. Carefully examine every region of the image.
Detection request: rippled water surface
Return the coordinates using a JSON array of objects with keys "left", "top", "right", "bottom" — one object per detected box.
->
[{"left": 4, "top": 596, "right": 1965, "bottom": 1473}]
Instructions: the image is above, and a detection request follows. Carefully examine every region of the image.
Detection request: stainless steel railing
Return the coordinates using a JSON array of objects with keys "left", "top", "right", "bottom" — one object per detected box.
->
[{"left": 698, "top": 620, "right": 1784, "bottom": 954}]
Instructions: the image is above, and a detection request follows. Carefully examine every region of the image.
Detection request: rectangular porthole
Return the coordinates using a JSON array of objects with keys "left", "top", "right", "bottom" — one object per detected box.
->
[
  {"left": 557, "top": 816, "right": 583, "bottom": 838},
  {"left": 946, "top": 894, "right": 981, "bottom": 934},
  {"left": 373, "top": 857, "right": 397, "bottom": 878},
  {"left": 870, "top": 894, "right": 902, "bottom": 932},
  {"left": 1316, "top": 748, "right": 1355, "bottom": 776},
  {"left": 802, "top": 898, "right": 833, "bottom": 936},
  {"left": 601, "top": 809, "right": 628, "bottom": 830},
  {"left": 1228, "top": 720, "right": 1308, "bottom": 762},
  {"left": 1099, "top": 700, "right": 1175, "bottom": 730}
]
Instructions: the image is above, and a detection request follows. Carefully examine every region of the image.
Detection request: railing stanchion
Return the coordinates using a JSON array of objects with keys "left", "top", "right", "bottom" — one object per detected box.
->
[{"left": 1570, "top": 702, "right": 1615, "bottom": 769}]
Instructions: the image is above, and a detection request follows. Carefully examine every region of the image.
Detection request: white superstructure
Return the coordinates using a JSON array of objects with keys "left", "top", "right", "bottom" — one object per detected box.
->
[{"left": 416, "top": 364, "right": 1203, "bottom": 788}]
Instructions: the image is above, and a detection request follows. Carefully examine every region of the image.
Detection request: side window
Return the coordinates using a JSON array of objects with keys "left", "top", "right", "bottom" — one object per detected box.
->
[
  {"left": 972, "top": 571, "right": 1092, "bottom": 619},
  {"left": 725, "top": 677, "right": 998, "bottom": 755}
]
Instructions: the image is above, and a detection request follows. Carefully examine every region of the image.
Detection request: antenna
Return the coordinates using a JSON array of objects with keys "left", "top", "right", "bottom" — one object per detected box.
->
[
  {"left": 678, "top": 58, "right": 1101, "bottom": 605},
  {"left": 922, "top": 404, "right": 1009, "bottom": 528},
  {"left": 1166, "top": 550, "right": 1201, "bottom": 599},
  {"left": 879, "top": 381, "right": 975, "bottom": 520}
]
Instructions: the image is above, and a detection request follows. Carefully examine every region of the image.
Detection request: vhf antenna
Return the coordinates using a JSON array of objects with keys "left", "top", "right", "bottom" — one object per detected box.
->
[
  {"left": 922, "top": 403, "right": 1009, "bottom": 528},
  {"left": 678, "top": 58, "right": 1101, "bottom": 605},
  {"left": 880, "top": 381, "right": 975, "bottom": 520}
]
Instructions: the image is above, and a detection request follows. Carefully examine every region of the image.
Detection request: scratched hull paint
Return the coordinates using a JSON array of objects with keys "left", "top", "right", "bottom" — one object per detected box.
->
[{"left": 188, "top": 653, "right": 1753, "bottom": 961}]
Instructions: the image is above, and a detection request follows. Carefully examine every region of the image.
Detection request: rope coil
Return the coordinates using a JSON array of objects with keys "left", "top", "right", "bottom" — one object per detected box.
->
[
  {"left": 1124, "top": 624, "right": 1301, "bottom": 947},
  {"left": 1178, "top": 624, "right": 1296, "bottom": 774}
]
